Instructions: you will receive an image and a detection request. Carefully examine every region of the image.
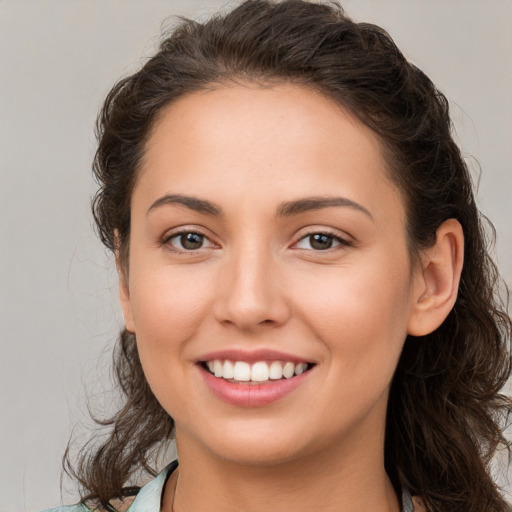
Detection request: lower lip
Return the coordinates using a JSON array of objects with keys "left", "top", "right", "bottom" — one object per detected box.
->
[{"left": 198, "top": 365, "right": 312, "bottom": 407}]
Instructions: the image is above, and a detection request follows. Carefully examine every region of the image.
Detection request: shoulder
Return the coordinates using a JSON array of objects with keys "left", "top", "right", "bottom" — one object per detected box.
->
[
  {"left": 40, "top": 505, "right": 91, "bottom": 512},
  {"left": 39, "top": 496, "right": 136, "bottom": 512},
  {"left": 41, "top": 461, "right": 177, "bottom": 512},
  {"left": 39, "top": 498, "right": 135, "bottom": 512}
]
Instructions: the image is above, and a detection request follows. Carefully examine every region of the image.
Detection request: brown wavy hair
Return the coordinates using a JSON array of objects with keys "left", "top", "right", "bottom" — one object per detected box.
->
[{"left": 65, "top": 1, "right": 512, "bottom": 510}]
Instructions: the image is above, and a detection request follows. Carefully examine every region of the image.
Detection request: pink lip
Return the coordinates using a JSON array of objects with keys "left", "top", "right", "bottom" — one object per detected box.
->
[
  {"left": 198, "top": 364, "right": 313, "bottom": 407},
  {"left": 197, "top": 348, "right": 312, "bottom": 365}
]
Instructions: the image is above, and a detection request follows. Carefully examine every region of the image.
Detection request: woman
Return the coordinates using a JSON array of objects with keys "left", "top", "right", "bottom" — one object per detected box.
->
[{"left": 46, "top": 1, "right": 511, "bottom": 511}]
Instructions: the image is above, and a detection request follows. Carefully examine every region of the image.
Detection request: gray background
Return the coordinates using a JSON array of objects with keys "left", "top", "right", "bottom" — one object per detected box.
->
[{"left": 1, "top": 1, "right": 511, "bottom": 511}]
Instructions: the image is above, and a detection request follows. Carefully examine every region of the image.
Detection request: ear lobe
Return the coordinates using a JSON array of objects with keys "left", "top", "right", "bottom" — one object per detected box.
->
[
  {"left": 408, "top": 219, "right": 464, "bottom": 337},
  {"left": 116, "top": 251, "right": 136, "bottom": 333}
]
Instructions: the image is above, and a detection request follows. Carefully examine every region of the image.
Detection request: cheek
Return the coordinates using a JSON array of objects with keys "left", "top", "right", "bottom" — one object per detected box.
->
[
  {"left": 128, "top": 262, "right": 215, "bottom": 366},
  {"left": 290, "top": 254, "right": 413, "bottom": 368},
  {"left": 127, "top": 263, "right": 220, "bottom": 420}
]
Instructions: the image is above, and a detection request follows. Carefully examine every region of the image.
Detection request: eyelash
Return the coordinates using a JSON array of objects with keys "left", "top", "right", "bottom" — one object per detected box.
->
[
  {"left": 163, "top": 228, "right": 352, "bottom": 255},
  {"left": 163, "top": 230, "right": 217, "bottom": 253},
  {"left": 293, "top": 231, "right": 352, "bottom": 251}
]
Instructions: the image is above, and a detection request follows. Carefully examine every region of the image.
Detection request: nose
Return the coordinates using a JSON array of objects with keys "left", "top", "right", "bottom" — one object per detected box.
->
[{"left": 213, "top": 243, "right": 291, "bottom": 331}]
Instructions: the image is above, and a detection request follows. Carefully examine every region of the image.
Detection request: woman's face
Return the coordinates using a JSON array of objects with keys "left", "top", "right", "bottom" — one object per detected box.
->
[{"left": 121, "top": 83, "right": 425, "bottom": 467}]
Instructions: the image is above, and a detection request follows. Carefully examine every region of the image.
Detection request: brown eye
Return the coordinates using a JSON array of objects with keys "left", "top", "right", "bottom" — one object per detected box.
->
[
  {"left": 294, "top": 232, "right": 348, "bottom": 251},
  {"left": 309, "top": 234, "right": 334, "bottom": 250},
  {"left": 167, "top": 231, "right": 213, "bottom": 251},
  {"left": 180, "top": 233, "right": 204, "bottom": 250}
]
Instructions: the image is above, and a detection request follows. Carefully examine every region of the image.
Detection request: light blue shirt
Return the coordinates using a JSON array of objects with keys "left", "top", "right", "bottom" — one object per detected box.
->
[
  {"left": 42, "top": 460, "right": 415, "bottom": 512},
  {"left": 41, "top": 461, "right": 175, "bottom": 512}
]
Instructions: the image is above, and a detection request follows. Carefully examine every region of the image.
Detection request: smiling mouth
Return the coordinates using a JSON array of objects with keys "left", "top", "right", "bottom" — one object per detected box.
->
[{"left": 201, "top": 359, "right": 314, "bottom": 383}]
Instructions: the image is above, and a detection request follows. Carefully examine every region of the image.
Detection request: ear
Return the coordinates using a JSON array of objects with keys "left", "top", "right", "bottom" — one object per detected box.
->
[
  {"left": 408, "top": 219, "right": 464, "bottom": 336},
  {"left": 116, "top": 250, "right": 136, "bottom": 333}
]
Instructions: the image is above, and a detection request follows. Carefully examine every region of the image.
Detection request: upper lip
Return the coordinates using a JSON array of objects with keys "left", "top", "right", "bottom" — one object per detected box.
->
[{"left": 197, "top": 348, "right": 314, "bottom": 364}]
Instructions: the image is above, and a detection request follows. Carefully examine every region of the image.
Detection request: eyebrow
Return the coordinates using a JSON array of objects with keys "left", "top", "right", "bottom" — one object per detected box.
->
[
  {"left": 147, "top": 194, "right": 223, "bottom": 216},
  {"left": 276, "top": 196, "right": 373, "bottom": 219},
  {"left": 147, "top": 193, "right": 372, "bottom": 220}
]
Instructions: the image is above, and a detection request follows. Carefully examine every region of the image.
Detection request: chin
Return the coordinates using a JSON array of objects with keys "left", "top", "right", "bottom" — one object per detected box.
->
[{"left": 178, "top": 418, "right": 318, "bottom": 467}]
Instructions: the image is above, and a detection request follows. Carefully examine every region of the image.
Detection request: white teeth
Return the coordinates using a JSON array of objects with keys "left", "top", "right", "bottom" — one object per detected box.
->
[
  {"left": 223, "top": 360, "right": 234, "bottom": 379},
  {"left": 251, "top": 361, "right": 269, "bottom": 382},
  {"left": 282, "top": 362, "right": 295, "bottom": 379},
  {"left": 233, "top": 361, "right": 251, "bottom": 381},
  {"left": 206, "top": 359, "right": 310, "bottom": 382},
  {"left": 295, "top": 363, "right": 307, "bottom": 375},
  {"left": 213, "top": 359, "right": 223, "bottom": 377},
  {"left": 269, "top": 361, "right": 283, "bottom": 380}
]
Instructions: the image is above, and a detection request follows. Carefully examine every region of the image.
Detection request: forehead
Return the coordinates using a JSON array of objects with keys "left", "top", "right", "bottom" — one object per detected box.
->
[{"left": 137, "top": 83, "right": 405, "bottom": 225}]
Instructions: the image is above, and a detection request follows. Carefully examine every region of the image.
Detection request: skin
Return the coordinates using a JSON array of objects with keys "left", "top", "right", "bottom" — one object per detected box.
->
[{"left": 119, "top": 83, "right": 463, "bottom": 512}]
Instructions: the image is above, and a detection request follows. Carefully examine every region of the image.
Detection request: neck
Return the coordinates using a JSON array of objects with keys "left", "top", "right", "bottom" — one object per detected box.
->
[{"left": 163, "top": 429, "right": 400, "bottom": 512}]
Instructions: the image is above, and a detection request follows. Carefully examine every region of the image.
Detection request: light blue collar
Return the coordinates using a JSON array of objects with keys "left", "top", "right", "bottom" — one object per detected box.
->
[
  {"left": 401, "top": 487, "right": 414, "bottom": 512},
  {"left": 127, "top": 461, "right": 177, "bottom": 512}
]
